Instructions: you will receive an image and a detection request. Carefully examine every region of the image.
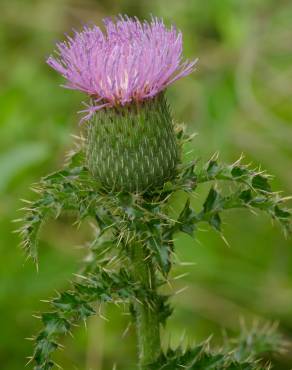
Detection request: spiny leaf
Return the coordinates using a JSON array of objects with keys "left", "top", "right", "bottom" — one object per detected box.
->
[
  {"left": 196, "top": 156, "right": 272, "bottom": 193},
  {"left": 252, "top": 174, "right": 271, "bottom": 192},
  {"left": 18, "top": 150, "right": 103, "bottom": 263},
  {"left": 177, "top": 198, "right": 198, "bottom": 236},
  {"left": 148, "top": 343, "right": 267, "bottom": 370},
  {"left": 203, "top": 188, "right": 223, "bottom": 213},
  {"left": 176, "top": 160, "right": 291, "bottom": 236},
  {"left": 149, "top": 323, "right": 281, "bottom": 370},
  {"left": 30, "top": 263, "right": 159, "bottom": 369},
  {"left": 228, "top": 322, "right": 284, "bottom": 363}
]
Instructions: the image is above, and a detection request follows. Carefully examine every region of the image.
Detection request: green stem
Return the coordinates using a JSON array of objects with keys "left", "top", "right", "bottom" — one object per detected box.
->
[{"left": 130, "top": 243, "right": 161, "bottom": 369}]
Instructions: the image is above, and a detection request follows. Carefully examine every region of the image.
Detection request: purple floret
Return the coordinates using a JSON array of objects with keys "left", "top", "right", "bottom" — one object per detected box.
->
[{"left": 47, "top": 15, "right": 198, "bottom": 121}]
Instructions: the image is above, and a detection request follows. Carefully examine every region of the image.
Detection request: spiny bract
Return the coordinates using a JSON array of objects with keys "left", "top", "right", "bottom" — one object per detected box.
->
[{"left": 86, "top": 93, "right": 179, "bottom": 192}]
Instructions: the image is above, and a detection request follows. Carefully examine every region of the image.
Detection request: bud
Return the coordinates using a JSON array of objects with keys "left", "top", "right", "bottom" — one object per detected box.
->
[{"left": 86, "top": 93, "right": 178, "bottom": 192}]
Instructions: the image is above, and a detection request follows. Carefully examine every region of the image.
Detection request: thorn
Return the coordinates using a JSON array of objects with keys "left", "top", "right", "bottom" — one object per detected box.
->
[
  {"left": 178, "top": 261, "right": 197, "bottom": 266},
  {"left": 11, "top": 218, "right": 23, "bottom": 223},
  {"left": 173, "top": 272, "right": 189, "bottom": 280},
  {"left": 20, "top": 199, "right": 33, "bottom": 204},
  {"left": 148, "top": 268, "right": 152, "bottom": 289},
  {"left": 220, "top": 234, "right": 230, "bottom": 248},
  {"left": 98, "top": 305, "right": 109, "bottom": 321},
  {"left": 121, "top": 322, "right": 131, "bottom": 338},
  {"left": 25, "top": 356, "right": 33, "bottom": 367},
  {"left": 98, "top": 314, "right": 109, "bottom": 322},
  {"left": 143, "top": 253, "right": 152, "bottom": 262},
  {"left": 174, "top": 286, "right": 188, "bottom": 295},
  {"left": 70, "top": 134, "right": 83, "bottom": 140},
  {"left": 179, "top": 329, "right": 186, "bottom": 346},
  {"left": 232, "top": 153, "right": 245, "bottom": 166},
  {"left": 73, "top": 273, "right": 88, "bottom": 280},
  {"left": 12, "top": 229, "right": 22, "bottom": 234},
  {"left": 134, "top": 297, "right": 143, "bottom": 305},
  {"left": 209, "top": 151, "right": 219, "bottom": 162},
  {"left": 280, "top": 195, "right": 292, "bottom": 202}
]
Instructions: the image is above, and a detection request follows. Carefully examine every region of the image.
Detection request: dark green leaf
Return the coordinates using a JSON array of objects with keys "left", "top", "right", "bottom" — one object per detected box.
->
[
  {"left": 203, "top": 188, "right": 222, "bottom": 213},
  {"left": 231, "top": 166, "right": 249, "bottom": 178},
  {"left": 252, "top": 174, "right": 271, "bottom": 192},
  {"left": 207, "top": 160, "right": 220, "bottom": 177},
  {"left": 209, "top": 213, "right": 221, "bottom": 231},
  {"left": 177, "top": 199, "right": 198, "bottom": 236}
]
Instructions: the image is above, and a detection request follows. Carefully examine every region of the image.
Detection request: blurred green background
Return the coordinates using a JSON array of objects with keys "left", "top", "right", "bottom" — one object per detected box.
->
[{"left": 0, "top": 0, "right": 292, "bottom": 369}]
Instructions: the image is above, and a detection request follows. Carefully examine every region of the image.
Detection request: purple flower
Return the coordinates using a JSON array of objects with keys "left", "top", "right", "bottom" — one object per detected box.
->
[{"left": 47, "top": 15, "right": 198, "bottom": 121}]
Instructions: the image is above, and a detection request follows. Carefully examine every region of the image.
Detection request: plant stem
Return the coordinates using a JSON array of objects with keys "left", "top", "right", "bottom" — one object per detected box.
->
[{"left": 130, "top": 242, "right": 161, "bottom": 369}]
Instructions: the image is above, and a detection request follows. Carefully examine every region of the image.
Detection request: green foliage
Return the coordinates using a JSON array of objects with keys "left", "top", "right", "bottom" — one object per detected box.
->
[
  {"left": 149, "top": 346, "right": 263, "bottom": 370},
  {"left": 29, "top": 263, "right": 145, "bottom": 369},
  {"left": 150, "top": 323, "right": 282, "bottom": 369},
  {"left": 191, "top": 156, "right": 291, "bottom": 235},
  {"left": 229, "top": 323, "right": 284, "bottom": 364},
  {"left": 18, "top": 126, "right": 291, "bottom": 369},
  {"left": 18, "top": 150, "right": 98, "bottom": 263}
]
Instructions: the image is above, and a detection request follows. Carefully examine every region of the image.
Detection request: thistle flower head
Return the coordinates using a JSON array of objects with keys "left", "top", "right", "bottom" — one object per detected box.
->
[{"left": 47, "top": 15, "right": 198, "bottom": 121}]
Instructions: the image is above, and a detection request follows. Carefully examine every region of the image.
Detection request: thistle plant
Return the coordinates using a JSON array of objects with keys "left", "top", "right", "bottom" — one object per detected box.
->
[{"left": 19, "top": 16, "right": 291, "bottom": 370}]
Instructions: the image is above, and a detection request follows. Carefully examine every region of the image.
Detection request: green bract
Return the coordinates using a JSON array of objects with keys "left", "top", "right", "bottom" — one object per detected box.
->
[{"left": 86, "top": 93, "right": 178, "bottom": 192}]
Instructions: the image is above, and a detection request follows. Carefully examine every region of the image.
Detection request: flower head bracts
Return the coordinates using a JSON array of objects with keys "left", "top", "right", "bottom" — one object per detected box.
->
[{"left": 47, "top": 15, "right": 198, "bottom": 121}]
